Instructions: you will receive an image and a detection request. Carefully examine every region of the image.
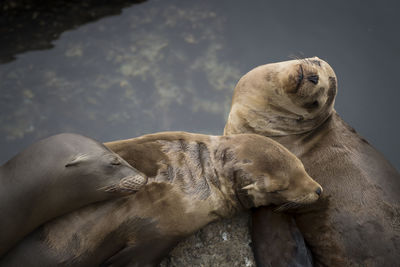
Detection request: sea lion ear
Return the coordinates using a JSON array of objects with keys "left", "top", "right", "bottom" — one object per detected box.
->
[
  {"left": 242, "top": 182, "right": 258, "bottom": 191},
  {"left": 65, "top": 154, "right": 91, "bottom": 167}
]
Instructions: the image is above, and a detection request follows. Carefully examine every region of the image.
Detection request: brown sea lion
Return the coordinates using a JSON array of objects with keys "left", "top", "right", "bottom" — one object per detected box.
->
[
  {"left": 0, "top": 133, "right": 147, "bottom": 257},
  {"left": 0, "top": 132, "right": 322, "bottom": 266},
  {"left": 224, "top": 57, "right": 400, "bottom": 266}
]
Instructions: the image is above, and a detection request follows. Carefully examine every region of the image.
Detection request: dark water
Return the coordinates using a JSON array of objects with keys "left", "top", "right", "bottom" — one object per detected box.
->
[{"left": 1, "top": 0, "right": 399, "bottom": 171}]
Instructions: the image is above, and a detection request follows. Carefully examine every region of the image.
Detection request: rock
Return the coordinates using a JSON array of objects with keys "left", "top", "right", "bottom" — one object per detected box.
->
[{"left": 160, "top": 212, "right": 255, "bottom": 267}]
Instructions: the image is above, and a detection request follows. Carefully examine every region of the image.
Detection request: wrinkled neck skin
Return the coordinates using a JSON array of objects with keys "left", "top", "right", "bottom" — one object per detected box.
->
[
  {"left": 266, "top": 112, "right": 336, "bottom": 158},
  {"left": 153, "top": 139, "right": 244, "bottom": 219},
  {"left": 106, "top": 133, "right": 254, "bottom": 220},
  {"left": 227, "top": 106, "right": 335, "bottom": 171},
  {"left": 225, "top": 95, "right": 335, "bottom": 159},
  {"left": 207, "top": 137, "right": 256, "bottom": 211},
  {"left": 225, "top": 102, "right": 333, "bottom": 138}
]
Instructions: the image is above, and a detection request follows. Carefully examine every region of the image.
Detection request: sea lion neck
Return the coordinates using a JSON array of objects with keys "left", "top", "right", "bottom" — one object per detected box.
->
[
  {"left": 270, "top": 112, "right": 337, "bottom": 158},
  {"left": 225, "top": 100, "right": 334, "bottom": 137},
  {"left": 209, "top": 137, "right": 256, "bottom": 211}
]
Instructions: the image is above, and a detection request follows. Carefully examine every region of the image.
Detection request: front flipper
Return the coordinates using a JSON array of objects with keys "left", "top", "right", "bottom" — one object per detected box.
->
[
  {"left": 101, "top": 236, "right": 181, "bottom": 267},
  {"left": 251, "top": 206, "right": 313, "bottom": 267},
  {"left": 100, "top": 246, "right": 145, "bottom": 267}
]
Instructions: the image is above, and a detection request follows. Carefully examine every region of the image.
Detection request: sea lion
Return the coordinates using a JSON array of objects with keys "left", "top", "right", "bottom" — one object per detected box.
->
[
  {"left": 0, "top": 133, "right": 147, "bottom": 257},
  {"left": 224, "top": 57, "right": 400, "bottom": 266},
  {"left": 0, "top": 132, "right": 322, "bottom": 266}
]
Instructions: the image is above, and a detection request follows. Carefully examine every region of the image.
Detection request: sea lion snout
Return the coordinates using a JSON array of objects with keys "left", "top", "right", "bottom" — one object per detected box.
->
[
  {"left": 99, "top": 152, "right": 148, "bottom": 191},
  {"left": 118, "top": 174, "right": 148, "bottom": 191},
  {"left": 273, "top": 177, "right": 323, "bottom": 212},
  {"left": 285, "top": 176, "right": 323, "bottom": 204},
  {"left": 101, "top": 166, "right": 148, "bottom": 193},
  {"left": 64, "top": 151, "right": 147, "bottom": 193}
]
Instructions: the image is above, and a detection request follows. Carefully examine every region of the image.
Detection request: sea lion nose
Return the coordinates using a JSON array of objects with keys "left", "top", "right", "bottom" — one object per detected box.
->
[
  {"left": 315, "top": 187, "right": 322, "bottom": 196},
  {"left": 307, "top": 75, "right": 319, "bottom": 84}
]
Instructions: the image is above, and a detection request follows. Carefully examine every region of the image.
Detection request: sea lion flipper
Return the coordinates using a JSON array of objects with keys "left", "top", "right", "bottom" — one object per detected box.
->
[
  {"left": 100, "top": 246, "right": 134, "bottom": 267},
  {"left": 251, "top": 206, "right": 313, "bottom": 267}
]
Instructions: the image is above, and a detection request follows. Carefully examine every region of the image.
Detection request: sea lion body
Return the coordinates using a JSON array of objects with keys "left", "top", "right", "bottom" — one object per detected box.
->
[
  {"left": 0, "top": 132, "right": 322, "bottom": 266},
  {"left": 0, "top": 133, "right": 147, "bottom": 256},
  {"left": 277, "top": 113, "right": 400, "bottom": 266},
  {"left": 225, "top": 58, "right": 400, "bottom": 266}
]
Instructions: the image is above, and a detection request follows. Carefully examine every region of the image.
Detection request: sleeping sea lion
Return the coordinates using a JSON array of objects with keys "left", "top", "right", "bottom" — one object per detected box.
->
[
  {"left": 0, "top": 133, "right": 147, "bottom": 257},
  {"left": 224, "top": 57, "right": 400, "bottom": 266},
  {"left": 0, "top": 132, "right": 322, "bottom": 266}
]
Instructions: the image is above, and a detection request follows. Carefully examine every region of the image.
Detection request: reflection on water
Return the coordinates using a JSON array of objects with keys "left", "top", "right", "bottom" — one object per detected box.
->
[
  {"left": 1, "top": 0, "right": 399, "bottom": 169},
  {"left": 0, "top": 0, "right": 147, "bottom": 63},
  {"left": 0, "top": 0, "right": 242, "bottom": 165}
]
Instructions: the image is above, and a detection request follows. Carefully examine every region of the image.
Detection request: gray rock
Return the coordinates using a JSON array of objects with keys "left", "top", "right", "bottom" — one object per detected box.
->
[{"left": 160, "top": 212, "right": 255, "bottom": 267}]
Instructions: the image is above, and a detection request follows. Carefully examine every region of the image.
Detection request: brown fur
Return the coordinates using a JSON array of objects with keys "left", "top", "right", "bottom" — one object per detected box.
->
[
  {"left": 0, "top": 132, "right": 322, "bottom": 266},
  {"left": 225, "top": 57, "right": 400, "bottom": 266}
]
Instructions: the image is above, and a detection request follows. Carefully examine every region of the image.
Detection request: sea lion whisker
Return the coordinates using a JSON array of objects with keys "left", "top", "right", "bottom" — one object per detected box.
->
[
  {"left": 274, "top": 205, "right": 285, "bottom": 212},
  {"left": 279, "top": 203, "right": 294, "bottom": 211},
  {"left": 288, "top": 53, "right": 306, "bottom": 61},
  {"left": 275, "top": 201, "right": 295, "bottom": 212},
  {"left": 275, "top": 200, "right": 307, "bottom": 212}
]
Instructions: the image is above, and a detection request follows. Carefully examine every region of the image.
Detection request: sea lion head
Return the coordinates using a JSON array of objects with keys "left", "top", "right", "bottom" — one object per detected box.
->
[
  {"left": 224, "top": 57, "right": 337, "bottom": 136},
  {"left": 223, "top": 134, "right": 322, "bottom": 208},
  {"left": 57, "top": 133, "right": 147, "bottom": 193}
]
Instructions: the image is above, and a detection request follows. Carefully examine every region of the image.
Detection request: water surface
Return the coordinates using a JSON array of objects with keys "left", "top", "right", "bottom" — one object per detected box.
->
[{"left": 1, "top": 0, "right": 399, "bottom": 170}]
